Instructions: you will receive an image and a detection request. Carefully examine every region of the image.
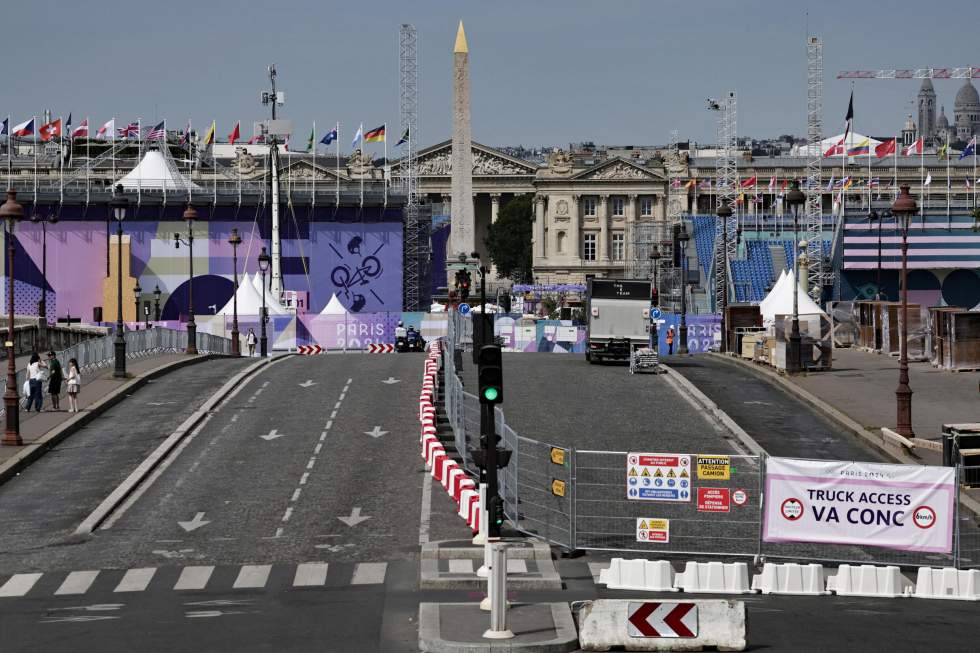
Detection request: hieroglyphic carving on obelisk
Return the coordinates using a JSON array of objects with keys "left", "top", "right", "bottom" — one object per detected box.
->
[{"left": 450, "top": 20, "right": 475, "bottom": 260}]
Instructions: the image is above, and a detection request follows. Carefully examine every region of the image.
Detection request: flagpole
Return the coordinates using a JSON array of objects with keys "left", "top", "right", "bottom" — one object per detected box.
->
[
  {"left": 335, "top": 122, "right": 340, "bottom": 207},
  {"left": 33, "top": 115, "right": 38, "bottom": 206},
  {"left": 237, "top": 121, "right": 242, "bottom": 207},
  {"left": 893, "top": 134, "right": 898, "bottom": 201},
  {"left": 946, "top": 139, "right": 951, "bottom": 228},
  {"left": 311, "top": 120, "right": 316, "bottom": 209},
  {"left": 359, "top": 123, "right": 364, "bottom": 209},
  {"left": 974, "top": 133, "right": 977, "bottom": 211},
  {"left": 86, "top": 116, "right": 91, "bottom": 205},
  {"left": 6, "top": 114, "right": 10, "bottom": 192},
  {"left": 867, "top": 137, "right": 872, "bottom": 211},
  {"left": 383, "top": 122, "right": 388, "bottom": 207},
  {"left": 59, "top": 115, "right": 64, "bottom": 205},
  {"left": 920, "top": 139, "right": 924, "bottom": 229},
  {"left": 162, "top": 119, "right": 167, "bottom": 207},
  {"left": 212, "top": 122, "right": 217, "bottom": 207},
  {"left": 111, "top": 117, "right": 116, "bottom": 184},
  {"left": 137, "top": 117, "right": 142, "bottom": 206}
]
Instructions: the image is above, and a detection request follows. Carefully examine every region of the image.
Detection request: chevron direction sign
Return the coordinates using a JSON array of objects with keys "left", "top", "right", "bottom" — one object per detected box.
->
[
  {"left": 297, "top": 345, "right": 324, "bottom": 355},
  {"left": 367, "top": 343, "right": 395, "bottom": 353},
  {"left": 627, "top": 602, "right": 697, "bottom": 638}
]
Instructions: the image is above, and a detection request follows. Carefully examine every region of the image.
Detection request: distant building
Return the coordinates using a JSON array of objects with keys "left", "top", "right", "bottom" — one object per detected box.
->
[
  {"left": 917, "top": 78, "right": 937, "bottom": 145},
  {"left": 954, "top": 79, "right": 980, "bottom": 143}
]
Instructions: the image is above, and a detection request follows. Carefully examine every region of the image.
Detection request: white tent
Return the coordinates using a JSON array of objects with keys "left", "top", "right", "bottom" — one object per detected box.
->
[
  {"left": 320, "top": 293, "right": 349, "bottom": 315},
  {"left": 759, "top": 268, "right": 827, "bottom": 326},
  {"left": 248, "top": 272, "right": 290, "bottom": 315},
  {"left": 216, "top": 275, "right": 266, "bottom": 316},
  {"left": 117, "top": 150, "right": 201, "bottom": 191},
  {"left": 758, "top": 269, "right": 787, "bottom": 321},
  {"left": 429, "top": 302, "right": 447, "bottom": 313},
  {"left": 790, "top": 132, "right": 883, "bottom": 157}
]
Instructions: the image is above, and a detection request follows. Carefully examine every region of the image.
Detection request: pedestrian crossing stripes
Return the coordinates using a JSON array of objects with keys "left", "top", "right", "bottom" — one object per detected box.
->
[{"left": 0, "top": 562, "right": 388, "bottom": 599}]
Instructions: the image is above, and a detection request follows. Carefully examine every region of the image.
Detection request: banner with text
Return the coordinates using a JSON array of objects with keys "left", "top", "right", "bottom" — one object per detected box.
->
[{"left": 762, "top": 457, "right": 955, "bottom": 553}]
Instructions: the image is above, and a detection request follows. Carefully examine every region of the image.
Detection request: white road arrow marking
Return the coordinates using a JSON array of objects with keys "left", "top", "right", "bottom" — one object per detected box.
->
[
  {"left": 51, "top": 604, "right": 124, "bottom": 612},
  {"left": 381, "top": 377, "right": 401, "bottom": 384},
  {"left": 743, "top": 400, "right": 772, "bottom": 406},
  {"left": 260, "top": 429, "right": 286, "bottom": 441},
  {"left": 338, "top": 507, "right": 371, "bottom": 527},
  {"left": 298, "top": 380, "right": 316, "bottom": 388},
  {"left": 185, "top": 610, "right": 249, "bottom": 618},
  {"left": 147, "top": 401, "right": 177, "bottom": 406},
  {"left": 184, "top": 599, "right": 254, "bottom": 607},
  {"left": 364, "top": 426, "right": 389, "bottom": 439},
  {"left": 40, "top": 615, "right": 120, "bottom": 623},
  {"left": 177, "top": 512, "right": 211, "bottom": 533}
]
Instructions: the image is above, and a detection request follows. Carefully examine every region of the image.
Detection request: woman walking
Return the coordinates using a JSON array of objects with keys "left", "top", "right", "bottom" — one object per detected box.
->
[
  {"left": 47, "top": 351, "right": 63, "bottom": 411},
  {"left": 26, "top": 352, "right": 47, "bottom": 413},
  {"left": 66, "top": 358, "right": 81, "bottom": 413}
]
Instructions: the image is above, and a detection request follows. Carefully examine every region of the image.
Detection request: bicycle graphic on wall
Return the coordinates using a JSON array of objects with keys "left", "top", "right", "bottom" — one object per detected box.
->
[{"left": 329, "top": 236, "right": 385, "bottom": 313}]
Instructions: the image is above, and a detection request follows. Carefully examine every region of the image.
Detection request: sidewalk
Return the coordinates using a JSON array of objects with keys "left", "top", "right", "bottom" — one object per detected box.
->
[{"left": 0, "top": 353, "right": 212, "bottom": 472}]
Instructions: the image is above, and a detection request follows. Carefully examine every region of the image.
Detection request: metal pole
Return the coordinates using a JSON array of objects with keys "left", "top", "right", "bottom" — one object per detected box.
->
[
  {"left": 231, "top": 235, "right": 240, "bottom": 356},
  {"left": 896, "top": 217, "right": 914, "bottom": 437},
  {"left": 3, "top": 203, "right": 21, "bottom": 445},
  {"left": 679, "top": 247, "right": 688, "bottom": 356},
  {"left": 185, "top": 221, "right": 197, "bottom": 355},
  {"left": 788, "top": 205, "right": 802, "bottom": 375},
  {"left": 260, "top": 270, "right": 268, "bottom": 357},
  {"left": 482, "top": 542, "right": 513, "bottom": 640},
  {"left": 113, "top": 218, "right": 126, "bottom": 378}
]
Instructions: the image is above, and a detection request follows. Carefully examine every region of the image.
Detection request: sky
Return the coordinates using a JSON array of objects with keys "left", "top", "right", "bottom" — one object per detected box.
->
[{"left": 6, "top": 0, "right": 980, "bottom": 151}]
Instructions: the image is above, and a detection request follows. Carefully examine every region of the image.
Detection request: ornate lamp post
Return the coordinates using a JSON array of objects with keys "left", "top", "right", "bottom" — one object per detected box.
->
[
  {"left": 784, "top": 180, "right": 806, "bottom": 374},
  {"left": 228, "top": 228, "right": 242, "bottom": 356},
  {"left": 134, "top": 281, "right": 142, "bottom": 330},
  {"left": 716, "top": 203, "right": 732, "bottom": 353},
  {"left": 258, "top": 247, "right": 271, "bottom": 357},
  {"left": 2, "top": 190, "right": 24, "bottom": 445},
  {"left": 891, "top": 184, "right": 918, "bottom": 438},
  {"left": 174, "top": 204, "right": 198, "bottom": 354},
  {"left": 153, "top": 285, "right": 162, "bottom": 322},
  {"left": 31, "top": 210, "right": 57, "bottom": 348},
  {"left": 677, "top": 226, "right": 691, "bottom": 355},
  {"left": 110, "top": 185, "right": 128, "bottom": 378}
]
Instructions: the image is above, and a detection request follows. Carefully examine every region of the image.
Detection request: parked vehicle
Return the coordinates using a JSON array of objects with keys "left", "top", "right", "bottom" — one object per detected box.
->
[{"left": 585, "top": 278, "right": 652, "bottom": 364}]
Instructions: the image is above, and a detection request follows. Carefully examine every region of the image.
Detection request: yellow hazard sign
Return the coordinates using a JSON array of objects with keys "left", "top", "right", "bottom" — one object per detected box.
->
[
  {"left": 680, "top": 469, "right": 689, "bottom": 478},
  {"left": 551, "top": 479, "right": 566, "bottom": 497},
  {"left": 654, "top": 469, "right": 663, "bottom": 478},
  {"left": 666, "top": 469, "right": 676, "bottom": 478},
  {"left": 697, "top": 455, "right": 731, "bottom": 480},
  {"left": 638, "top": 519, "right": 647, "bottom": 529},
  {"left": 550, "top": 447, "right": 565, "bottom": 466},
  {"left": 628, "top": 467, "right": 638, "bottom": 477},
  {"left": 641, "top": 468, "right": 651, "bottom": 477}
]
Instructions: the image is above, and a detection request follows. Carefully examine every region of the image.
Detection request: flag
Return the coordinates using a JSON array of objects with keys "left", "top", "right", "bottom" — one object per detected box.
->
[
  {"left": 767, "top": 176, "right": 776, "bottom": 191},
  {"left": 146, "top": 121, "right": 166, "bottom": 140},
  {"left": 320, "top": 126, "right": 337, "bottom": 146},
  {"left": 846, "top": 139, "right": 870, "bottom": 157},
  {"left": 247, "top": 134, "right": 265, "bottom": 145},
  {"left": 967, "top": 179, "right": 972, "bottom": 189},
  {"left": 363, "top": 124, "right": 385, "bottom": 143},
  {"left": 823, "top": 137, "right": 845, "bottom": 157},
  {"left": 179, "top": 120, "right": 191, "bottom": 146},
  {"left": 959, "top": 136, "right": 976, "bottom": 160},
  {"left": 12, "top": 118, "right": 34, "bottom": 137},
  {"left": 684, "top": 179, "right": 696, "bottom": 189},
  {"left": 825, "top": 175, "right": 835, "bottom": 190},
  {"left": 96, "top": 119, "right": 115, "bottom": 140},
  {"left": 869, "top": 177, "right": 880, "bottom": 187},
  {"left": 351, "top": 125, "right": 363, "bottom": 149},
  {"left": 903, "top": 138, "right": 923, "bottom": 156},
  {"left": 39, "top": 118, "right": 62, "bottom": 141},
  {"left": 396, "top": 126, "right": 410, "bottom": 146},
  {"left": 781, "top": 179, "right": 789, "bottom": 190},
  {"left": 937, "top": 142, "right": 949, "bottom": 159},
  {"left": 698, "top": 178, "right": 711, "bottom": 189},
  {"left": 228, "top": 121, "right": 240, "bottom": 145},
  {"left": 118, "top": 122, "right": 139, "bottom": 138},
  {"left": 203, "top": 121, "right": 216, "bottom": 147},
  {"left": 740, "top": 176, "right": 757, "bottom": 188},
  {"left": 924, "top": 173, "right": 932, "bottom": 186},
  {"left": 70, "top": 118, "right": 89, "bottom": 139},
  {"left": 842, "top": 177, "right": 854, "bottom": 190},
  {"left": 306, "top": 126, "right": 315, "bottom": 152},
  {"left": 65, "top": 113, "right": 72, "bottom": 133},
  {"left": 874, "top": 139, "right": 896, "bottom": 158},
  {"left": 843, "top": 90, "right": 853, "bottom": 139},
  {"left": 0, "top": 118, "right": 7, "bottom": 136},
  {"left": 671, "top": 178, "right": 681, "bottom": 188}
]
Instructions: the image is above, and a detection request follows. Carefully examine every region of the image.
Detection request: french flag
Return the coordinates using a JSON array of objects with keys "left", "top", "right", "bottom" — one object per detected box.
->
[{"left": 12, "top": 118, "right": 34, "bottom": 137}]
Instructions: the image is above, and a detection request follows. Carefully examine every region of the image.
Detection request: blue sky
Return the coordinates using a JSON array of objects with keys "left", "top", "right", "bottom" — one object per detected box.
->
[{"left": 7, "top": 0, "right": 978, "bottom": 150}]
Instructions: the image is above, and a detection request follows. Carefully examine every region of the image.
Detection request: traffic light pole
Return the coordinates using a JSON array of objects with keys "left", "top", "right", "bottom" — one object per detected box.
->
[{"left": 482, "top": 401, "right": 500, "bottom": 538}]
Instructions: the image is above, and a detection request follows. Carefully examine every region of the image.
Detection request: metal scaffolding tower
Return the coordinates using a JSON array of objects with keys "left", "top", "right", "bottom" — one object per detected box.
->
[
  {"left": 708, "top": 92, "right": 737, "bottom": 312},
  {"left": 400, "top": 24, "right": 427, "bottom": 311},
  {"left": 805, "top": 36, "right": 826, "bottom": 299}
]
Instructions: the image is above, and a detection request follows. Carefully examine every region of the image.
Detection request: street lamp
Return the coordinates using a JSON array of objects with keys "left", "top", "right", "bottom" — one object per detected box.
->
[
  {"left": 152, "top": 285, "right": 162, "bottom": 322},
  {"left": 134, "top": 281, "right": 142, "bottom": 331},
  {"left": 891, "top": 184, "right": 918, "bottom": 438},
  {"left": 110, "top": 184, "right": 128, "bottom": 379},
  {"left": 174, "top": 204, "right": 198, "bottom": 355},
  {"left": 784, "top": 180, "right": 806, "bottom": 374},
  {"left": 677, "top": 226, "right": 691, "bottom": 355},
  {"left": 1, "top": 190, "right": 24, "bottom": 445},
  {"left": 649, "top": 246, "right": 662, "bottom": 349},
  {"left": 31, "top": 210, "right": 57, "bottom": 347},
  {"left": 716, "top": 203, "right": 733, "bottom": 353},
  {"left": 228, "top": 228, "right": 242, "bottom": 356},
  {"left": 258, "top": 246, "right": 271, "bottom": 357}
]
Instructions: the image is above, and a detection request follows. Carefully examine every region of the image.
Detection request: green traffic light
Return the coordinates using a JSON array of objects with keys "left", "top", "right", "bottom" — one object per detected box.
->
[{"left": 483, "top": 387, "right": 499, "bottom": 401}]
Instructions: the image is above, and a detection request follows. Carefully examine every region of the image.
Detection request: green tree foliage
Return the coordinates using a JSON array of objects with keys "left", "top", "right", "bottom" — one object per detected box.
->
[{"left": 485, "top": 195, "right": 533, "bottom": 282}]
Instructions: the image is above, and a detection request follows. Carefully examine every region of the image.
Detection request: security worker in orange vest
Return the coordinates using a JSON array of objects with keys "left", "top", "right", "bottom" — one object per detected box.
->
[{"left": 666, "top": 326, "right": 675, "bottom": 355}]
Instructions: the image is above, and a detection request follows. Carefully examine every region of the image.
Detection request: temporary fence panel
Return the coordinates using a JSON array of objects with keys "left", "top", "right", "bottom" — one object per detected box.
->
[{"left": 956, "top": 465, "right": 980, "bottom": 569}]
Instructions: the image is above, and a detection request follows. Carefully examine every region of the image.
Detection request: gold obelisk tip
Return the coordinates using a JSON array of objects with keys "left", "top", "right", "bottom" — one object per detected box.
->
[{"left": 454, "top": 20, "right": 468, "bottom": 54}]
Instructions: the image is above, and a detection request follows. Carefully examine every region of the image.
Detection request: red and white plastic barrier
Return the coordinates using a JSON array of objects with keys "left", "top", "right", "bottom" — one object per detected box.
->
[{"left": 416, "top": 339, "right": 481, "bottom": 533}]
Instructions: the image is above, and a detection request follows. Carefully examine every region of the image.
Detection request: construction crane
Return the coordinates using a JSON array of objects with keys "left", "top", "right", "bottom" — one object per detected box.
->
[
  {"left": 707, "top": 92, "right": 737, "bottom": 314},
  {"left": 805, "top": 37, "right": 825, "bottom": 300},
  {"left": 838, "top": 68, "right": 979, "bottom": 80}
]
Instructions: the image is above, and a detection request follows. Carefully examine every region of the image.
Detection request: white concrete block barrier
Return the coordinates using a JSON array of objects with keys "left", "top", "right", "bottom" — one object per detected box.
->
[
  {"left": 598, "top": 559, "right": 679, "bottom": 592},
  {"left": 577, "top": 599, "right": 747, "bottom": 652},
  {"left": 913, "top": 568, "right": 980, "bottom": 601},
  {"left": 826, "top": 564, "right": 913, "bottom": 598},
  {"left": 673, "top": 561, "right": 755, "bottom": 594},
  {"left": 751, "top": 563, "right": 828, "bottom": 596}
]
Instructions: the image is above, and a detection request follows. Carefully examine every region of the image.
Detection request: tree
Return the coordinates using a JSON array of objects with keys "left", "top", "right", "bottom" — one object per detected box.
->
[{"left": 485, "top": 195, "right": 533, "bottom": 282}]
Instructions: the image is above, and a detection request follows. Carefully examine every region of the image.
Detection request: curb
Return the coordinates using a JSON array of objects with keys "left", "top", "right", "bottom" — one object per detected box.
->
[
  {"left": 705, "top": 352, "right": 980, "bottom": 521},
  {"left": 74, "top": 355, "right": 279, "bottom": 535},
  {"left": 418, "top": 602, "right": 578, "bottom": 653},
  {"left": 660, "top": 363, "right": 767, "bottom": 457},
  {"left": 0, "top": 354, "right": 228, "bottom": 487}
]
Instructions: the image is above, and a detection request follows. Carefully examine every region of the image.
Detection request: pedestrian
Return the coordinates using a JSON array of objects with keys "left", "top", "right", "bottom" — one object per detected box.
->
[
  {"left": 666, "top": 326, "right": 675, "bottom": 356},
  {"left": 66, "top": 358, "right": 81, "bottom": 413},
  {"left": 246, "top": 328, "right": 257, "bottom": 356},
  {"left": 47, "top": 351, "right": 63, "bottom": 411},
  {"left": 26, "top": 352, "right": 47, "bottom": 412}
]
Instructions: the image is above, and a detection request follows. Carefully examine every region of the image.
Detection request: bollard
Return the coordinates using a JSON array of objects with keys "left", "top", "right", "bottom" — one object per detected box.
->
[
  {"left": 482, "top": 542, "right": 514, "bottom": 640},
  {"left": 473, "top": 482, "right": 488, "bottom": 546}
]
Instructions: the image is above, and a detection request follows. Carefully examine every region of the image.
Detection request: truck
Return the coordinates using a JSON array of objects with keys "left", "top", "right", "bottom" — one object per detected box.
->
[{"left": 584, "top": 278, "right": 653, "bottom": 364}]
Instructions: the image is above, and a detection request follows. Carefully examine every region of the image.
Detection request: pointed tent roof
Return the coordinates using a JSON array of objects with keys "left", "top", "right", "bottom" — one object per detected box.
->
[
  {"left": 759, "top": 268, "right": 826, "bottom": 326},
  {"left": 790, "top": 132, "right": 883, "bottom": 157},
  {"left": 118, "top": 149, "right": 201, "bottom": 191},
  {"left": 216, "top": 274, "right": 266, "bottom": 316},
  {"left": 319, "top": 293, "right": 349, "bottom": 315},
  {"left": 249, "top": 272, "right": 290, "bottom": 315}
]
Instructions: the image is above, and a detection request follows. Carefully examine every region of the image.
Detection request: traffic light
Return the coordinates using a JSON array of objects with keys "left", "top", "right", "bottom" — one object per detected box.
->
[
  {"left": 651, "top": 286, "right": 659, "bottom": 307},
  {"left": 477, "top": 345, "right": 503, "bottom": 404},
  {"left": 460, "top": 270, "right": 472, "bottom": 302},
  {"left": 488, "top": 495, "right": 506, "bottom": 529}
]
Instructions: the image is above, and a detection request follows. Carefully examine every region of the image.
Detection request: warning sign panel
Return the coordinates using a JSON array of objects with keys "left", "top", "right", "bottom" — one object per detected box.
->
[
  {"left": 626, "top": 453, "right": 692, "bottom": 502},
  {"left": 696, "top": 455, "right": 731, "bottom": 480},
  {"left": 696, "top": 487, "right": 731, "bottom": 513},
  {"left": 636, "top": 518, "right": 670, "bottom": 543}
]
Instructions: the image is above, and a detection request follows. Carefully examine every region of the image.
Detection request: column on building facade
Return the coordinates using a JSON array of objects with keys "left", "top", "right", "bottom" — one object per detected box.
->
[
  {"left": 489, "top": 193, "right": 501, "bottom": 224},
  {"left": 598, "top": 194, "right": 610, "bottom": 262},
  {"left": 533, "top": 194, "right": 546, "bottom": 260},
  {"left": 570, "top": 194, "right": 581, "bottom": 264},
  {"left": 625, "top": 193, "right": 637, "bottom": 264}
]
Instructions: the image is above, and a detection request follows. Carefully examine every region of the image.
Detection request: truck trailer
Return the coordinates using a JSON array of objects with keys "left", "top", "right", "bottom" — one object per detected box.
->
[{"left": 584, "top": 278, "right": 653, "bottom": 363}]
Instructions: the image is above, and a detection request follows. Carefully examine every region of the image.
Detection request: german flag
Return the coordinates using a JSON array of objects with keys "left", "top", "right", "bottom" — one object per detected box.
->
[{"left": 363, "top": 124, "right": 385, "bottom": 143}]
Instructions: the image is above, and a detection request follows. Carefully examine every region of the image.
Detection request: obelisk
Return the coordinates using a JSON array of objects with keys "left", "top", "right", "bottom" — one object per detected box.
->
[{"left": 450, "top": 20, "right": 475, "bottom": 261}]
